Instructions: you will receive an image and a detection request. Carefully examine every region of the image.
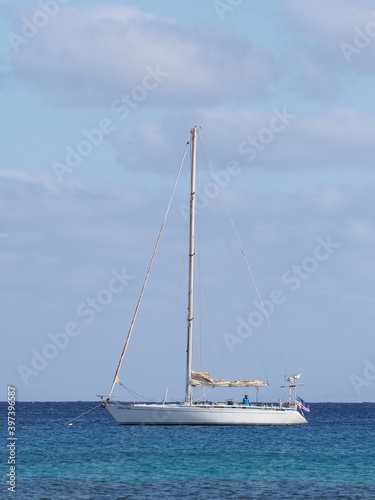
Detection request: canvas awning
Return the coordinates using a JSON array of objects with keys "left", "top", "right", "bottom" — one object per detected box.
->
[{"left": 191, "top": 371, "right": 268, "bottom": 388}]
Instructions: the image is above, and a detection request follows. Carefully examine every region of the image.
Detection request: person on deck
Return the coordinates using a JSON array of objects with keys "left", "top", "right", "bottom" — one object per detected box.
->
[{"left": 243, "top": 394, "right": 249, "bottom": 405}]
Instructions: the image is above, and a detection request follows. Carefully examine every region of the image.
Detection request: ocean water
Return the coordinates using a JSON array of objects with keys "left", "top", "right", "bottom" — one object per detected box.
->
[{"left": 1, "top": 402, "right": 375, "bottom": 499}]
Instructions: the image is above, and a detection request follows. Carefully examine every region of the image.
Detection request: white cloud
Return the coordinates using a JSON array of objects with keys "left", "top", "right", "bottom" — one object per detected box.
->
[
  {"left": 274, "top": 0, "right": 375, "bottom": 98},
  {"left": 0, "top": 171, "right": 153, "bottom": 296},
  {"left": 277, "top": 0, "right": 375, "bottom": 57},
  {"left": 5, "top": 5, "right": 274, "bottom": 107},
  {"left": 345, "top": 217, "right": 375, "bottom": 243}
]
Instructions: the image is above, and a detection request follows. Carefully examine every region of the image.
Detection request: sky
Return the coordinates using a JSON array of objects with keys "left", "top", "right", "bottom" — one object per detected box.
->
[{"left": 1, "top": 0, "right": 375, "bottom": 403}]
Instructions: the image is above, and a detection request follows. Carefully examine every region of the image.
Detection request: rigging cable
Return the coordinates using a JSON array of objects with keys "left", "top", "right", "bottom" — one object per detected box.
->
[
  {"left": 197, "top": 135, "right": 267, "bottom": 379},
  {"left": 64, "top": 403, "right": 103, "bottom": 426},
  {"left": 164, "top": 225, "right": 189, "bottom": 397},
  {"left": 117, "top": 382, "right": 153, "bottom": 402},
  {"left": 226, "top": 214, "right": 287, "bottom": 373},
  {"left": 198, "top": 133, "right": 287, "bottom": 376},
  {"left": 108, "top": 133, "right": 191, "bottom": 398},
  {"left": 196, "top": 161, "right": 204, "bottom": 373},
  {"left": 196, "top": 137, "right": 254, "bottom": 378}
]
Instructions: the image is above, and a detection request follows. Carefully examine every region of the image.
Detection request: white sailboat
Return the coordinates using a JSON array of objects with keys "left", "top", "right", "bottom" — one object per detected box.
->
[{"left": 103, "top": 126, "right": 308, "bottom": 426}]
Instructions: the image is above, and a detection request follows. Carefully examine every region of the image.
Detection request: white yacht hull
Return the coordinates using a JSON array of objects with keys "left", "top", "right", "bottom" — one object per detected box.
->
[{"left": 105, "top": 402, "right": 307, "bottom": 426}]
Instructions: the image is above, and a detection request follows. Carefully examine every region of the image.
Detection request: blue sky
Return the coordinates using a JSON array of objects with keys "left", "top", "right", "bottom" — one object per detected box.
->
[{"left": 1, "top": 0, "right": 375, "bottom": 402}]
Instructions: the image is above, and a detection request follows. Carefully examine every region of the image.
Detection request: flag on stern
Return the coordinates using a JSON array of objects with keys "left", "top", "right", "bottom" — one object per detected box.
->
[{"left": 296, "top": 396, "right": 310, "bottom": 412}]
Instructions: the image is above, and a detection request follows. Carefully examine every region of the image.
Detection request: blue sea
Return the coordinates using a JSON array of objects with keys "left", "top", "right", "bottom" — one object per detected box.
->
[{"left": 1, "top": 402, "right": 375, "bottom": 499}]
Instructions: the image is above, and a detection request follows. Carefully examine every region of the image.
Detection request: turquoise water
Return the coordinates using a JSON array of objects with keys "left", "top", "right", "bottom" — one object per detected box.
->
[{"left": 1, "top": 402, "right": 375, "bottom": 498}]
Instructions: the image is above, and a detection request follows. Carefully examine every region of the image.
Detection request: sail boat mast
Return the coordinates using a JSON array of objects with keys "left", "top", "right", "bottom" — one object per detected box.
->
[{"left": 185, "top": 126, "right": 198, "bottom": 404}]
